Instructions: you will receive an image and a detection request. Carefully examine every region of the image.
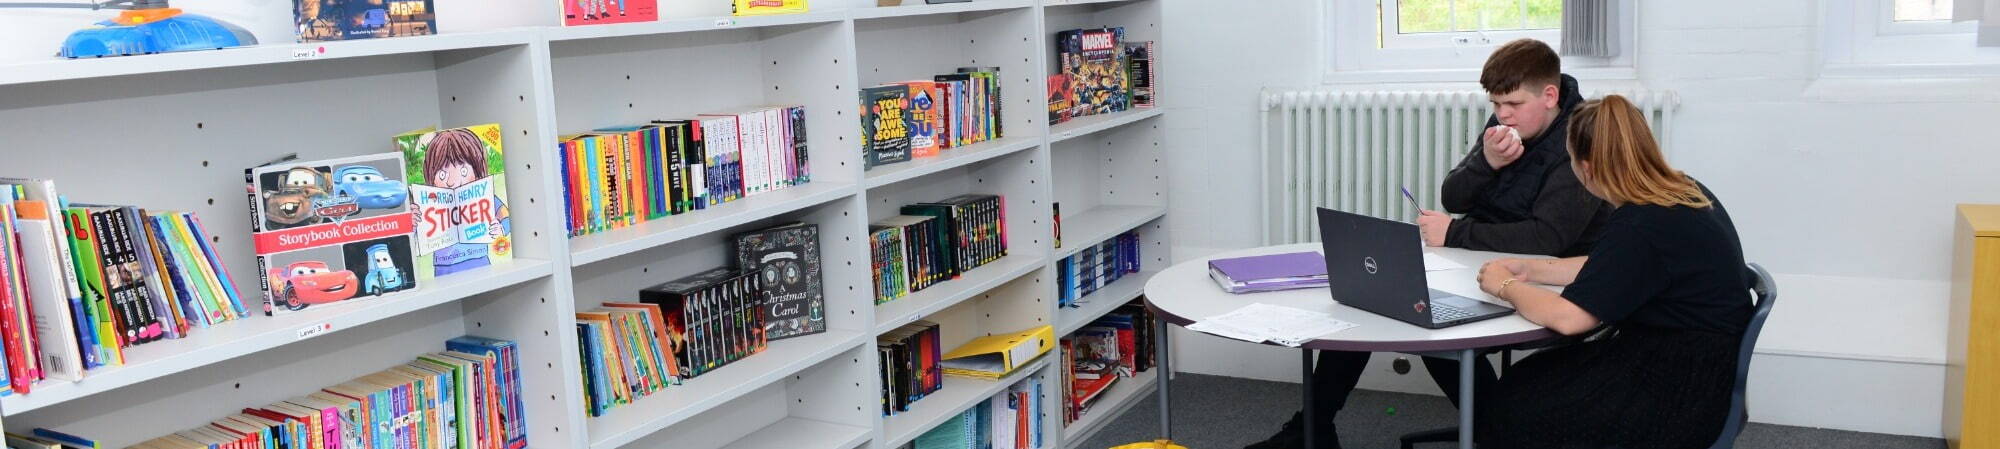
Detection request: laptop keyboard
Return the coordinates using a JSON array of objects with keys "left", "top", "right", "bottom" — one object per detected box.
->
[{"left": 1432, "top": 303, "right": 1478, "bottom": 322}]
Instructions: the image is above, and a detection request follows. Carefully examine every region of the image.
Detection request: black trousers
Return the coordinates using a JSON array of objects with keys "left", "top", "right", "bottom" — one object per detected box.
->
[{"left": 1306, "top": 351, "right": 1498, "bottom": 425}]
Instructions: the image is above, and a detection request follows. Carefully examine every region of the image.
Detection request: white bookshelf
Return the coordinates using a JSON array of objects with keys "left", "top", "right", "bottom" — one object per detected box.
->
[{"left": 0, "top": 0, "right": 1167, "bottom": 447}]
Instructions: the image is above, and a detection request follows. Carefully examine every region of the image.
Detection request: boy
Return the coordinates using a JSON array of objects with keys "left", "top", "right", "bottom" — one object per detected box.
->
[{"left": 1249, "top": 39, "right": 1608, "bottom": 449}]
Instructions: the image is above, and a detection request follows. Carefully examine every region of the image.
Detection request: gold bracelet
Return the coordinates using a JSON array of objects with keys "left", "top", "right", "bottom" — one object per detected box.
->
[{"left": 1499, "top": 278, "right": 1518, "bottom": 298}]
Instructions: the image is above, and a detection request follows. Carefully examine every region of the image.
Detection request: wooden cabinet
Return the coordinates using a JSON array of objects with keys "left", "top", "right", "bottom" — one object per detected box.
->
[{"left": 1949, "top": 204, "right": 2000, "bottom": 449}]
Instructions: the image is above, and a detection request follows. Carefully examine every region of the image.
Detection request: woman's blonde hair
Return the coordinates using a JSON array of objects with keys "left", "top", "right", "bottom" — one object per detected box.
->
[{"left": 1566, "top": 95, "right": 1711, "bottom": 209}]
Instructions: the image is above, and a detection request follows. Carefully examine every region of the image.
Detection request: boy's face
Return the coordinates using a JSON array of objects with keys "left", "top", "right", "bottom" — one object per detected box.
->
[
  {"left": 432, "top": 161, "right": 477, "bottom": 189},
  {"left": 1489, "top": 83, "right": 1561, "bottom": 140}
]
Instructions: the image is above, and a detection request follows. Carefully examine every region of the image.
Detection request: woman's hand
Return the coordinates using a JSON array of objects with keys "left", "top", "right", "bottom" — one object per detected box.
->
[{"left": 1477, "top": 262, "right": 1517, "bottom": 299}]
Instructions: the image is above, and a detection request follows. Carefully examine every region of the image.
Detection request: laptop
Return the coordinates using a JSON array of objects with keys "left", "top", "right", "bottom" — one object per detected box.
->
[{"left": 1316, "top": 207, "right": 1513, "bottom": 329}]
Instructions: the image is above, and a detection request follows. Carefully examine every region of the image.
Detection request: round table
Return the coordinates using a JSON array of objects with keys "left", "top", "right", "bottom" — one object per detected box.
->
[{"left": 1142, "top": 243, "right": 1562, "bottom": 449}]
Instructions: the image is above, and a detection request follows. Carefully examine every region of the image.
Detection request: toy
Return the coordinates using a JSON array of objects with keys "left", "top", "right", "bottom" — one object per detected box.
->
[
  {"left": 361, "top": 243, "right": 406, "bottom": 296},
  {"left": 271, "top": 261, "right": 360, "bottom": 310},
  {"left": 0, "top": 0, "right": 258, "bottom": 58},
  {"left": 332, "top": 164, "right": 408, "bottom": 209}
]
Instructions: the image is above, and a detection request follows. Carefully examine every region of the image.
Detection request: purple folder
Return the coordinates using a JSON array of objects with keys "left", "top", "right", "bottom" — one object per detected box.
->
[{"left": 1207, "top": 251, "right": 1330, "bottom": 293}]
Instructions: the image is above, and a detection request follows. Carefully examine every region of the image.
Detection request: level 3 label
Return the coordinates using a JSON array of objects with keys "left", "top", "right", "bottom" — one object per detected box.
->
[{"left": 297, "top": 322, "right": 334, "bottom": 339}]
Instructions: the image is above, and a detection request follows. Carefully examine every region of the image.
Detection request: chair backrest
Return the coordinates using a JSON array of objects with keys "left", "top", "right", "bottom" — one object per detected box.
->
[{"left": 1710, "top": 263, "right": 1777, "bottom": 449}]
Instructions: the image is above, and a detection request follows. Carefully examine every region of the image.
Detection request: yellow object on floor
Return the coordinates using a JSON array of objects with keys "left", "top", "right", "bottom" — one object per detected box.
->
[{"left": 1110, "top": 439, "right": 1187, "bottom": 449}]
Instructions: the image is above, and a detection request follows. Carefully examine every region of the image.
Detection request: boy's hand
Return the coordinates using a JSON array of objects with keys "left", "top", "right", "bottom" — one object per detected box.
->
[
  {"left": 1417, "top": 209, "right": 1450, "bottom": 247},
  {"left": 1482, "top": 125, "right": 1525, "bottom": 170}
]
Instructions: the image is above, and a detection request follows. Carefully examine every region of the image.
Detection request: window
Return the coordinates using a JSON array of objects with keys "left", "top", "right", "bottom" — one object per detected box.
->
[
  {"left": 1381, "top": 0, "right": 1564, "bottom": 49},
  {"left": 1823, "top": 0, "right": 1999, "bottom": 77},
  {"left": 1326, "top": 0, "right": 1635, "bottom": 83}
]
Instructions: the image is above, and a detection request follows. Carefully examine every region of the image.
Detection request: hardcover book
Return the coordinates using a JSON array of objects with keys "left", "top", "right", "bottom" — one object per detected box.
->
[
  {"left": 246, "top": 153, "right": 419, "bottom": 316},
  {"left": 1055, "top": 27, "right": 1129, "bottom": 119},
  {"left": 395, "top": 124, "right": 515, "bottom": 280},
  {"left": 293, "top": 0, "right": 438, "bottom": 42},
  {"left": 734, "top": 222, "right": 825, "bottom": 340},
  {"left": 561, "top": 0, "right": 656, "bottom": 26}
]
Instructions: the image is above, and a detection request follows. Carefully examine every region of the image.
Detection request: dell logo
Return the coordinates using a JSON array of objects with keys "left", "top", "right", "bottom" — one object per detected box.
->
[{"left": 1363, "top": 256, "right": 1378, "bottom": 274}]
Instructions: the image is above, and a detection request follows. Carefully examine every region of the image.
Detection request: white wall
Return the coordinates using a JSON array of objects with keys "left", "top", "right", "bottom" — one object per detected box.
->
[{"left": 1159, "top": 0, "right": 2000, "bottom": 438}]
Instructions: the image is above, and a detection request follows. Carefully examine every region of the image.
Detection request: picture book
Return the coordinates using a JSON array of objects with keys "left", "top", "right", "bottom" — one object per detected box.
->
[
  {"left": 1055, "top": 27, "right": 1129, "bottom": 119},
  {"left": 396, "top": 124, "right": 515, "bottom": 281},
  {"left": 246, "top": 153, "right": 419, "bottom": 316},
  {"left": 733, "top": 222, "right": 824, "bottom": 340},
  {"left": 293, "top": 0, "right": 438, "bottom": 42},
  {"left": 861, "top": 85, "right": 913, "bottom": 168},
  {"left": 732, "top": 0, "right": 806, "bottom": 16},
  {"left": 561, "top": 0, "right": 656, "bottom": 26}
]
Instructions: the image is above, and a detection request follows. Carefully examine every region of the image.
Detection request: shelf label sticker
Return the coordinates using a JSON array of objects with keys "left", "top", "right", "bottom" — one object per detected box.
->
[
  {"left": 715, "top": 18, "right": 737, "bottom": 27},
  {"left": 297, "top": 322, "right": 334, "bottom": 340},
  {"left": 291, "top": 46, "right": 326, "bottom": 60}
]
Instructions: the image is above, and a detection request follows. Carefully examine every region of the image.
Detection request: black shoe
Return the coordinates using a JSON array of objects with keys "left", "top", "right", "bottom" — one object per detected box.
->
[{"left": 1244, "top": 412, "right": 1304, "bottom": 449}]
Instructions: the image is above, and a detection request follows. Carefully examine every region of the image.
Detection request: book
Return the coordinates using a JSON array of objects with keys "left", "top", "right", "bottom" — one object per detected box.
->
[
  {"left": 1124, "top": 41, "right": 1156, "bottom": 108},
  {"left": 860, "top": 85, "right": 914, "bottom": 168},
  {"left": 733, "top": 222, "right": 824, "bottom": 340},
  {"left": 396, "top": 125, "right": 516, "bottom": 280},
  {"left": 893, "top": 82, "right": 944, "bottom": 158},
  {"left": 293, "top": 0, "right": 437, "bottom": 42},
  {"left": 1054, "top": 27, "right": 1129, "bottom": 121},
  {"left": 560, "top": 0, "right": 656, "bottom": 26},
  {"left": 639, "top": 268, "right": 765, "bottom": 378},
  {"left": 732, "top": 0, "right": 806, "bottom": 15},
  {"left": 246, "top": 153, "right": 419, "bottom": 315}
]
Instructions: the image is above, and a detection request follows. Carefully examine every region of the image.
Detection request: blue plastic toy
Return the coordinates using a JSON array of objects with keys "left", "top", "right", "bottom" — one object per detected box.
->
[{"left": 0, "top": 0, "right": 257, "bottom": 59}]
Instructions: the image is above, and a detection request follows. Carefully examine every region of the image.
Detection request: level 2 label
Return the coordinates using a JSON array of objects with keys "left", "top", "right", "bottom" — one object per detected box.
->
[
  {"left": 714, "top": 18, "right": 737, "bottom": 27},
  {"left": 291, "top": 46, "right": 326, "bottom": 60},
  {"left": 297, "top": 322, "right": 334, "bottom": 340}
]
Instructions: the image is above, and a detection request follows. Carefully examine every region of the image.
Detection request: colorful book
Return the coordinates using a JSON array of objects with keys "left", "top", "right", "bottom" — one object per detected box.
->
[
  {"left": 396, "top": 125, "right": 516, "bottom": 281},
  {"left": 245, "top": 153, "right": 419, "bottom": 316}
]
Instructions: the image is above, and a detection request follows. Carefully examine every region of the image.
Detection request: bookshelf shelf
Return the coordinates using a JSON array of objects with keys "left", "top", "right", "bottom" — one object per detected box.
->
[
  {"left": 1055, "top": 270, "right": 1156, "bottom": 335},
  {"left": 544, "top": 10, "right": 853, "bottom": 42},
  {"left": 0, "top": 258, "right": 554, "bottom": 417},
  {"left": 1060, "top": 369, "right": 1158, "bottom": 449},
  {"left": 873, "top": 254, "right": 1047, "bottom": 334},
  {"left": 849, "top": 0, "right": 1037, "bottom": 20},
  {"left": 863, "top": 136, "right": 1043, "bottom": 189},
  {"left": 1049, "top": 109, "right": 1164, "bottom": 144},
  {"left": 1054, "top": 205, "right": 1165, "bottom": 260},
  {"left": 587, "top": 329, "right": 870, "bottom": 449},
  {"left": 721, "top": 418, "right": 874, "bottom": 449},
  {"left": 0, "top": 0, "right": 1167, "bottom": 447},
  {"left": 884, "top": 358, "right": 1052, "bottom": 448},
  {"left": 567, "top": 182, "right": 859, "bottom": 266},
  {"left": 0, "top": 29, "right": 537, "bottom": 87}
]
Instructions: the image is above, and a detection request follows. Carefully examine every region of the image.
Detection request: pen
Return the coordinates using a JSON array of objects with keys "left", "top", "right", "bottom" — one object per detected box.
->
[{"left": 1401, "top": 186, "right": 1423, "bottom": 212}]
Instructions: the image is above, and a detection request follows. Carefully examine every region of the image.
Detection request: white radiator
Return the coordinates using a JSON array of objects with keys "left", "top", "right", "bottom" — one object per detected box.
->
[{"left": 1257, "top": 89, "right": 1679, "bottom": 245}]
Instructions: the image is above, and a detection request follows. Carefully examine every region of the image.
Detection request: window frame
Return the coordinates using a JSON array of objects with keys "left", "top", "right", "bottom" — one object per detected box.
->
[
  {"left": 1324, "top": 0, "right": 1638, "bottom": 84},
  {"left": 1822, "top": 0, "right": 2000, "bottom": 78}
]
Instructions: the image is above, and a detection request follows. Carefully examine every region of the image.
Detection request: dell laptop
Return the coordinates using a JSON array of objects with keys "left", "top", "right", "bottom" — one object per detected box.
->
[{"left": 1316, "top": 207, "right": 1513, "bottom": 329}]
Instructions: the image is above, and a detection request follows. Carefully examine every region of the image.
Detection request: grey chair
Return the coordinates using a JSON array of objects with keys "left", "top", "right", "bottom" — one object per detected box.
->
[{"left": 1400, "top": 263, "right": 1777, "bottom": 449}]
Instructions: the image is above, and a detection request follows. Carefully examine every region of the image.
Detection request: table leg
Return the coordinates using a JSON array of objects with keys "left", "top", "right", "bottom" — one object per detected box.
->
[
  {"left": 1459, "top": 348, "right": 1475, "bottom": 448},
  {"left": 1156, "top": 317, "right": 1173, "bottom": 440},
  {"left": 1302, "top": 349, "right": 1316, "bottom": 449}
]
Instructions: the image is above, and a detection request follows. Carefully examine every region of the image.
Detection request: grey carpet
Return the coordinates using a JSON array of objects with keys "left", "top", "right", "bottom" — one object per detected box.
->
[{"left": 1074, "top": 373, "right": 1944, "bottom": 449}]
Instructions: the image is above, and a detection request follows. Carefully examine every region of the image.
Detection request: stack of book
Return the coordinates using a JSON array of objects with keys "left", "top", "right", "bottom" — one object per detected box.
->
[
  {"left": 860, "top": 68, "right": 1004, "bottom": 169},
  {"left": 577, "top": 302, "right": 681, "bottom": 417},
  {"left": 870, "top": 195, "right": 1009, "bottom": 305},
  {"left": 1048, "top": 27, "right": 1158, "bottom": 125},
  {"left": 0, "top": 178, "right": 247, "bottom": 395},
  {"left": 578, "top": 221, "right": 827, "bottom": 417},
  {"left": 901, "top": 375, "right": 1044, "bottom": 449},
  {"left": 1206, "top": 251, "right": 1328, "bottom": 294},
  {"left": 878, "top": 320, "right": 941, "bottom": 416},
  {"left": 1055, "top": 231, "right": 1141, "bottom": 308},
  {"left": 118, "top": 335, "right": 528, "bottom": 449},
  {"left": 558, "top": 106, "right": 811, "bottom": 237},
  {"left": 1060, "top": 299, "right": 1156, "bottom": 425}
]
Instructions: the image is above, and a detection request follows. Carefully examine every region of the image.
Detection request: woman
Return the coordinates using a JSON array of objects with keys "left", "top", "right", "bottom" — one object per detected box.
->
[{"left": 1471, "top": 95, "right": 1753, "bottom": 449}]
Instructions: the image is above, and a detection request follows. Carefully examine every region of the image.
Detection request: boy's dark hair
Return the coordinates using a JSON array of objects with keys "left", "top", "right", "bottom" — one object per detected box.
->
[{"left": 1480, "top": 39, "right": 1561, "bottom": 95}]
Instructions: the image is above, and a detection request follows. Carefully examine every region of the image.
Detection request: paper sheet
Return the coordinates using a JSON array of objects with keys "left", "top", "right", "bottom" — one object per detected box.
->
[
  {"left": 1186, "top": 303, "right": 1359, "bottom": 347},
  {"left": 1423, "top": 253, "right": 1468, "bottom": 272}
]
